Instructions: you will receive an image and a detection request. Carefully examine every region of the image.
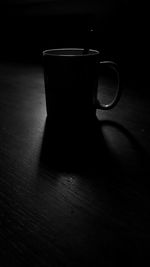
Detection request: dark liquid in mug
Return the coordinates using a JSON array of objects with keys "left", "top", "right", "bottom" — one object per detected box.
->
[{"left": 43, "top": 48, "right": 99, "bottom": 57}]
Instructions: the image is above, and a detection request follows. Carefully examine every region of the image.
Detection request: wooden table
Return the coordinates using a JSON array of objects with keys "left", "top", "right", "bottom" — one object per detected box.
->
[{"left": 0, "top": 60, "right": 150, "bottom": 266}]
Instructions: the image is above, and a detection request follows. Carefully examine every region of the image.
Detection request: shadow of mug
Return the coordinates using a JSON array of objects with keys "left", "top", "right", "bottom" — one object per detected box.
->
[
  {"left": 39, "top": 116, "right": 108, "bottom": 173},
  {"left": 40, "top": 117, "right": 150, "bottom": 181}
]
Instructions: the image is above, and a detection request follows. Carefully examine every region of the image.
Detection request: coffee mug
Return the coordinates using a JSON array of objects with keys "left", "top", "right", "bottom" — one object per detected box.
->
[{"left": 42, "top": 48, "right": 120, "bottom": 129}]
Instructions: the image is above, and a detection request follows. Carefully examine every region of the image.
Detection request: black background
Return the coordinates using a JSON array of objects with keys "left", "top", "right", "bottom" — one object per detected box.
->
[{"left": 0, "top": 0, "right": 149, "bottom": 85}]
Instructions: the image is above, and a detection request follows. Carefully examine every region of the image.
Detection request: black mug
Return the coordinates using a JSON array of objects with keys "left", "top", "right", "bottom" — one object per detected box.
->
[{"left": 43, "top": 48, "right": 120, "bottom": 126}]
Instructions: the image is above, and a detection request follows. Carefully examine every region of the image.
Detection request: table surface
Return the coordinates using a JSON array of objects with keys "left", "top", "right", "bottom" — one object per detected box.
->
[{"left": 0, "top": 60, "right": 150, "bottom": 267}]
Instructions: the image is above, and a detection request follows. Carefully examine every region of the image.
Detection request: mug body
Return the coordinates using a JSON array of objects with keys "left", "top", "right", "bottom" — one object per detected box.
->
[{"left": 43, "top": 48, "right": 100, "bottom": 129}]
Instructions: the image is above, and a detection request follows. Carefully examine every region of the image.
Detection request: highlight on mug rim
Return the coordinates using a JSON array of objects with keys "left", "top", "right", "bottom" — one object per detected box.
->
[{"left": 42, "top": 48, "right": 100, "bottom": 57}]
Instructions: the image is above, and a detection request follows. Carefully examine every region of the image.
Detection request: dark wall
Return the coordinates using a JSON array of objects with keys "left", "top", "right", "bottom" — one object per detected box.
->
[
  {"left": 0, "top": 1, "right": 149, "bottom": 84},
  {"left": 0, "top": 1, "right": 128, "bottom": 61}
]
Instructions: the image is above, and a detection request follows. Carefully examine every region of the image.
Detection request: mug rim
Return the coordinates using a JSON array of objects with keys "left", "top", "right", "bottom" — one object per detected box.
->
[{"left": 42, "top": 48, "right": 100, "bottom": 57}]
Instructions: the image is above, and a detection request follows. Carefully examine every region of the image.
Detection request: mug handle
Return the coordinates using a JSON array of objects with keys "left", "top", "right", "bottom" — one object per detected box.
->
[{"left": 95, "top": 61, "right": 121, "bottom": 110}]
